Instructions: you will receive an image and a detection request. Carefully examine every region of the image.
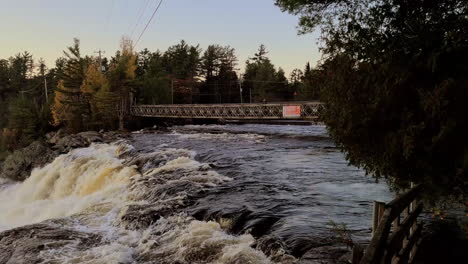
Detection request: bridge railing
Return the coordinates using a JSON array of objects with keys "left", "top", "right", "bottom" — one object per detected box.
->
[{"left": 131, "top": 102, "right": 322, "bottom": 120}]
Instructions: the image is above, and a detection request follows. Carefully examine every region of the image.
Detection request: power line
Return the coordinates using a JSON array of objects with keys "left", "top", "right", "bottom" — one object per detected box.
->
[
  {"left": 130, "top": 0, "right": 152, "bottom": 39},
  {"left": 134, "top": 0, "right": 164, "bottom": 48},
  {"left": 104, "top": 0, "right": 116, "bottom": 32}
]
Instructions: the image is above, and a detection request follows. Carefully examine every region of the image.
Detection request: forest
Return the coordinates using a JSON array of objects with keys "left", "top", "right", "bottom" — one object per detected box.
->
[{"left": 0, "top": 38, "right": 320, "bottom": 160}]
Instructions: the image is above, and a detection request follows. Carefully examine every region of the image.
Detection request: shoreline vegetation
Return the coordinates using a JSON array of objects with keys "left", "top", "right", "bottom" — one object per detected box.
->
[
  {"left": 0, "top": 38, "right": 321, "bottom": 166},
  {"left": 275, "top": 0, "right": 467, "bottom": 201}
]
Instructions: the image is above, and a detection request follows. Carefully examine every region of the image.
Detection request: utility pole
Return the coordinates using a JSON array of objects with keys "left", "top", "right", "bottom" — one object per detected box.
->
[
  {"left": 171, "top": 79, "right": 174, "bottom": 104},
  {"left": 94, "top": 50, "right": 105, "bottom": 71},
  {"left": 44, "top": 76, "right": 48, "bottom": 103},
  {"left": 239, "top": 74, "right": 243, "bottom": 104}
]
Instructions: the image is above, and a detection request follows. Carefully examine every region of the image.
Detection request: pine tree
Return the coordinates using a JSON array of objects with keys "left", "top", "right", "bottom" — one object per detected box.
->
[
  {"left": 163, "top": 40, "right": 201, "bottom": 79},
  {"left": 243, "top": 45, "right": 279, "bottom": 102},
  {"left": 51, "top": 38, "right": 87, "bottom": 132},
  {"left": 7, "top": 96, "right": 50, "bottom": 147}
]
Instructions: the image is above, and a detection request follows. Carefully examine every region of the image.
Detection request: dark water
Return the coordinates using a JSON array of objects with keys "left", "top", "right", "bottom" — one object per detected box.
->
[
  {"left": 131, "top": 124, "right": 393, "bottom": 256},
  {"left": 0, "top": 124, "right": 397, "bottom": 263}
]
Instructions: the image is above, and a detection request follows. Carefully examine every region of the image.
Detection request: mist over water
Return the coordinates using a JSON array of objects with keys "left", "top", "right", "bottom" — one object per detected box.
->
[{"left": 0, "top": 125, "right": 393, "bottom": 263}]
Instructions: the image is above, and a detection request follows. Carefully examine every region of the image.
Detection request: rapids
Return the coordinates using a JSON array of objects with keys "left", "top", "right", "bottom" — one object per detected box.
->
[{"left": 0, "top": 124, "right": 393, "bottom": 264}]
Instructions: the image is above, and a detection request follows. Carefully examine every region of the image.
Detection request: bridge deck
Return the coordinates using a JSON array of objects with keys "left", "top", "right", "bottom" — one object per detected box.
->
[{"left": 131, "top": 102, "right": 322, "bottom": 120}]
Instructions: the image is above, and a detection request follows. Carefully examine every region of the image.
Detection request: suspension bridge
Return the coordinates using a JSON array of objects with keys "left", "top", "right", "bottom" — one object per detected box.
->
[{"left": 130, "top": 102, "right": 323, "bottom": 121}]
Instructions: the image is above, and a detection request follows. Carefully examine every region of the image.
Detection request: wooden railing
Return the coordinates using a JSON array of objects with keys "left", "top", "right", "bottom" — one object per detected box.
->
[{"left": 355, "top": 184, "right": 424, "bottom": 264}]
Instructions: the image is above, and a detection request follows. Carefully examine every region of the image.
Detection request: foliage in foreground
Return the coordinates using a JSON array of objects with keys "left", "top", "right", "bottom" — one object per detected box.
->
[{"left": 276, "top": 0, "right": 468, "bottom": 199}]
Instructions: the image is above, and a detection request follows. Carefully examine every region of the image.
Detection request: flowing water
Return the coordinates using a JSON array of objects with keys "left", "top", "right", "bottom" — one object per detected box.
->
[{"left": 0, "top": 124, "right": 393, "bottom": 263}]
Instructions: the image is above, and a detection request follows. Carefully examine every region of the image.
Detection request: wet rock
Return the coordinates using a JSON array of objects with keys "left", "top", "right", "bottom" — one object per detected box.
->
[
  {"left": 52, "top": 134, "right": 90, "bottom": 152},
  {"left": 52, "top": 131, "right": 104, "bottom": 153},
  {"left": 50, "top": 130, "right": 128, "bottom": 153},
  {"left": 0, "top": 223, "right": 100, "bottom": 264},
  {"left": 0, "top": 141, "right": 57, "bottom": 181},
  {"left": 45, "top": 129, "right": 67, "bottom": 145},
  {"left": 120, "top": 153, "right": 229, "bottom": 232},
  {"left": 0, "top": 130, "right": 130, "bottom": 182},
  {"left": 254, "top": 234, "right": 297, "bottom": 263},
  {"left": 77, "top": 131, "right": 103, "bottom": 143},
  {"left": 255, "top": 235, "right": 286, "bottom": 256},
  {"left": 298, "top": 245, "right": 350, "bottom": 264},
  {"left": 119, "top": 204, "right": 173, "bottom": 229}
]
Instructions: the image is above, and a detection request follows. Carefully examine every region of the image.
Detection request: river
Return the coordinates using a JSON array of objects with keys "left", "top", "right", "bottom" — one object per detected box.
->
[{"left": 0, "top": 124, "right": 393, "bottom": 263}]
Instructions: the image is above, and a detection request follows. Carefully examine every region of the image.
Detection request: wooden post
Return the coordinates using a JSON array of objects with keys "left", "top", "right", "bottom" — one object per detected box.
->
[
  {"left": 352, "top": 245, "right": 364, "bottom": 264},
  {"left": 361, "top": 185, "right": 423, "bottom": 264},
  {"left": 372, "top": 201, "right": 386, "bottom": 236}
]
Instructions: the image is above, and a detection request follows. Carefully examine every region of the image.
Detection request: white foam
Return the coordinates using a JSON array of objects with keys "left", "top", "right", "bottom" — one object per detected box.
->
[
  {"left": 170, "top": 131, "right": 267, "bottom": 142},
  {"left": 0, "top": 143, "right": 139, "bottom": 231},
  {"left": 0, "top": 143, "right": 277, "bottom": 264},
  {"left": 134, "top": 216, "right": 273, "bottom": 264}
]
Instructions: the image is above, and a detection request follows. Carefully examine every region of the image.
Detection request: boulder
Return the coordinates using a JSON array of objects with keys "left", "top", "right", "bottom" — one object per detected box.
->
[
  {"left": 0, "top": 141, "right": 57, "bottom": 181},
  {"left": 0, "top": 223, "right": 100, "bottom": 264},
  {"left": 45, "top": 129, "right": 67, "bottom": 145},
  {"left": 298, "top": 245, "right": 350, "bottom": 264},
  {"left": 76, "top": 131, "right": 103, "bottom": 144},
  {"left": 52, "top": 134, "right": 91, "bottom": 153}
]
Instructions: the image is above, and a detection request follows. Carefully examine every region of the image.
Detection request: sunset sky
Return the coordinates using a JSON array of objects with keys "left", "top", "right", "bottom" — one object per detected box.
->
[{"left": 0, "top": 0, "right": 321, "bottom": 74}]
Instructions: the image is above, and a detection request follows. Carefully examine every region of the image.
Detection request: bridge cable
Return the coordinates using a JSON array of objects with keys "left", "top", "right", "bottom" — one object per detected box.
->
[{"left": 134, "top": 0, "right": 164, "bottom": 48}]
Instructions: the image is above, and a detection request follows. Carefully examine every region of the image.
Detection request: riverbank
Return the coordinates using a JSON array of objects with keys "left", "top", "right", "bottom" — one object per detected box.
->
[{"left": 0, "top": 130, "right": 129, "bottom": 182}]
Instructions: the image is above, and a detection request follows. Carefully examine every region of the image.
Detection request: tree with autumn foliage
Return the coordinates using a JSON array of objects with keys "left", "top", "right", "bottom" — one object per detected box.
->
[
  {"left": 80, "top": 61, "right": 115, "bottom": 129},
  {"left": 107, "top": 37, "right": 138, "bottom": 130}
]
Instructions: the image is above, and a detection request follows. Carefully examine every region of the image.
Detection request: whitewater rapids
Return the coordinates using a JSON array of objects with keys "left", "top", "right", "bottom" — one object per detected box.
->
[
  {"left": 0, "top": 142, "right": 287, "bottom": 264},
  {"left": 0, "top": 125, "right": 393, "bottom": 263}
]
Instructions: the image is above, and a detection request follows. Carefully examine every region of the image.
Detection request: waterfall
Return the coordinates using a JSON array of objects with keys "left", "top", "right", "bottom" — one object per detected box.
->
[{"left": 0, "top": 143, "right": 139, "bottom": 230}]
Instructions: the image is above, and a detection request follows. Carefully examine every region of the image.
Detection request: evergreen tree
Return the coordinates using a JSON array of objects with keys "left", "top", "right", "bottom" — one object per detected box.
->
[
  {"left": 276, "top": 0, "right": 468, "bottom": 198},
  {"left": 7, "top": 96, "right": 50, "bottom": 148},
  {"left": 0, "top": 59, "right": 10, "bottom": 100},
  {"left": 243, "top": 45, "right": 281, "bottom": 102},
  {"left": 136, "top": 48, "right": 153, "bottom": 78},
  {"left": 275, "top": 67, "right": 289, "bottom": 99},
  {"left": 200, "top": 45, "right": 239, "bottom": 103},
  {"left": 289, "top": 68, "right": 303, "bottom": 100},
  {"left": 51, "top": 38, "right": 88, "bottom": 132},
  {"left": 8, "top": 52, "right": 33, "bottom": 94},
  {"left": 293, "top": 62, "right": 320, "bottom": 100},
  {"left": 163, "top": 40, "right": 201, "bottom": 79},
  {"left": 138, "top": 51, "right": 172, "bottom": 105}
]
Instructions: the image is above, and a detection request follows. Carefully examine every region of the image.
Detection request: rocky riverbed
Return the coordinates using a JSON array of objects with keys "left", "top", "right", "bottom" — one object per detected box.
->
[{"left": 0, "top": 125, "right": 394, "bottom": 263}]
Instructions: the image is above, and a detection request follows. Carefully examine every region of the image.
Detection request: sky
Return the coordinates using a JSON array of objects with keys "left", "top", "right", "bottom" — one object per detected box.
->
[{"left": 0, "top": 0, "right": 322, "bottom": 75}]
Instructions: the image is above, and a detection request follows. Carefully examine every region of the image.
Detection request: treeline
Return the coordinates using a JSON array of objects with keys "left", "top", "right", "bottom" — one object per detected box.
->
[
  {"left": 0, "top": 38, "right": 319, "bottom": 159},
  {"left": 136, "top": 42, "right": 320, "bottom": 104}
]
